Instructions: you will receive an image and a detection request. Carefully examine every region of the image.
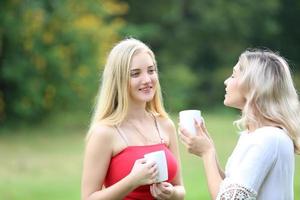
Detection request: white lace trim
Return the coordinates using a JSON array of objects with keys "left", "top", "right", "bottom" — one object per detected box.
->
[{"left": 216, "top": 179, "right": 257, "bottom": 200}]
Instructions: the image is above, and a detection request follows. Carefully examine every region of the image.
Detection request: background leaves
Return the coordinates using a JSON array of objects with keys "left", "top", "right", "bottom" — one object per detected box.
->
[{"left": 1, "top": 0, "right": 299, "bottom": 123}]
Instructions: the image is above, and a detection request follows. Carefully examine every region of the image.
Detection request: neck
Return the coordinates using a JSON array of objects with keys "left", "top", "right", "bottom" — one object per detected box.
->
[
  {"left": 126, "top": 106, "right": 150, "bottom": 121},
  {"left": 126, "top": 98, "right": 151, "bottom": 119}
]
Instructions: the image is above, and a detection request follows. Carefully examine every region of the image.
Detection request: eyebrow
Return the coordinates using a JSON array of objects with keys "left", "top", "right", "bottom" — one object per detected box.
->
[
  {"left": 130, "top": 69, "right": 139, "bottom": 72},
  {"left": 130, "top": 65, "right": 155, "bottom": 71}
]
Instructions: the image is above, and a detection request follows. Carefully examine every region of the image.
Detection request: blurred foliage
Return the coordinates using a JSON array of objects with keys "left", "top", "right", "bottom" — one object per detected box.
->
[
  {"left": 0, "top": 0, "right": 127, "bottom": 122},
  {"left": 160, "top": 64, "right": 198, "bottom": 112},
  {"left": 1, "top": 0, "right": 300, "bottom": 123},
  {"left": 121, "top": 0, "right": 300, "bottom": 111}
]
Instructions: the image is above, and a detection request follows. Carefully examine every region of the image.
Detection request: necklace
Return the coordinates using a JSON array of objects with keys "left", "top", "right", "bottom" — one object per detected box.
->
[{"left": 127, "top": 120, "right": 159, "bottom": 145}]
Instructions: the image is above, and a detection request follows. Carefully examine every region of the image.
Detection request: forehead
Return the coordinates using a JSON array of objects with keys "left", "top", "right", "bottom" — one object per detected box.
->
[{"left": 130, "top": 51, "right": 154, "bottom": 69}]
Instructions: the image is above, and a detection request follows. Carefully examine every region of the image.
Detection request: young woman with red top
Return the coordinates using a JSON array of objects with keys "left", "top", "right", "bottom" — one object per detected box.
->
[{"left": 81, "top": 38, "right": 185, "bottom": 200}]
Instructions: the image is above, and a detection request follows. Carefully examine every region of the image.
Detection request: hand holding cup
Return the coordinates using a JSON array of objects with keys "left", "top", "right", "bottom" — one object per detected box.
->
[
  {"left": 179, "top": 110, "right": 214, "bottom": 157},
  {"left": 144, "top": 150, "right": 168, "bottom": 183},
  {"left": 179, "top": 110, "right": 202, "bottom": 135}
]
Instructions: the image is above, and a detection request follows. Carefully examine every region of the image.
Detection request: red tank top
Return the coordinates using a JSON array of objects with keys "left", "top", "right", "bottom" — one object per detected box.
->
[{"left": 104, "top": 143, "right": 178, "bottom": 200}]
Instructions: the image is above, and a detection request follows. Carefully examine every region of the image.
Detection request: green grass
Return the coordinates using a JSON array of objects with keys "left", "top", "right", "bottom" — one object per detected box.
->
[
  {"left": 0, "top": 111, "right": 299, "bottom": 200},
  {"left": 0, "top": 112, "right": 87, "bottom": 200}
]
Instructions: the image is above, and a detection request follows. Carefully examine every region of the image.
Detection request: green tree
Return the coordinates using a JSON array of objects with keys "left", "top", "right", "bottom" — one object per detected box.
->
[
  {"left": 122, "top": 0, "right": 287, "bottom": 111},
  {"left": 0, "top": 0, "right": 127, "bottom": 122},
  {"left": 276, "top": 0, "right": 300, "bottom": 87}
]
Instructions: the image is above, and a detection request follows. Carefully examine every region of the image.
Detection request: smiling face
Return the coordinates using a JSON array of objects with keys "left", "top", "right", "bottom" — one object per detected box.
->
[
  {"left": 224, "top": 62, "right": 246, "bottom": 110},
  {"left": 129, "top": 51, "right": 158, "bottom": 105}
]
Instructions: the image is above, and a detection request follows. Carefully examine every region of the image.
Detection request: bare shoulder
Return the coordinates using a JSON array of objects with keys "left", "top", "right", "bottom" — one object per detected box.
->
[
  {"left": 155, "top": 115, "right": 176, "bottom": 132},
  {"left": 86, "top": 123, "right": 115, "bottom": 147}
]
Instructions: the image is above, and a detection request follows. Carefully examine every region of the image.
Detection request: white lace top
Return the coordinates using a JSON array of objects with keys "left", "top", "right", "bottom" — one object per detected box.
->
[{"left": 216, "top": 126, "right": 294, "bottom": 200}]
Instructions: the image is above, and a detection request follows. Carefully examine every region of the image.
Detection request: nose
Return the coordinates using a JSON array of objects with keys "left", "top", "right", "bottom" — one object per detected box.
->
[
  {"left": 141, "top": 72, "right": 151, "bottom": 83},
  {"left": 224, "top": 78, "right": 229, "bottom": 86}
]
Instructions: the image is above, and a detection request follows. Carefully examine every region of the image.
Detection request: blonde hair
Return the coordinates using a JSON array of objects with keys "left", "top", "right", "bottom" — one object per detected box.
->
[
  {"left": 235, "top": 49, "right": 300, "bottom": 154},
  {"left": 86, "top": 38, "right": 168, "bottom": 140}
]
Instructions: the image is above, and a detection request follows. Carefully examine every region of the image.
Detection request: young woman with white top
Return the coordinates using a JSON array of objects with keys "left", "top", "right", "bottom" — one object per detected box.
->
[{"left": 179, "top": 49, "right": 300, "bottom": 200}]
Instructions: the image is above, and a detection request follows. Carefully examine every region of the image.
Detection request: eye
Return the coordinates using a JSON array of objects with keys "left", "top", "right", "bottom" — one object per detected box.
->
[
  {"left": 130, "top": 71, "right": 140, "bottom": 77},
  {"left": 148, "top": 67, "right": 156, "bottom": 74},
  {"left": 230, "top": 72, "right": 235, "bottom": 78}
]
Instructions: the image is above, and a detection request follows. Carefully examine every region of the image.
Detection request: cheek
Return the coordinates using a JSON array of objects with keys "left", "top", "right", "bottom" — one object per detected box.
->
[
  {"left": 232, "top": 78, "right": 239, "bottom": 88},
  {"left": 130, "top": 77, "right": 138, "bottom": 86},
  {"left": 151, "top": 74, "right": 158, "bottom": 84},
  {"left": 228, "top": 80, "right": 243, "bottom": 98},
  {"left": 231, "top": 79, "right": 241, "bottom": 93},
  {"left": 129, "top": 79, "right": 138, "bottom": 93}
]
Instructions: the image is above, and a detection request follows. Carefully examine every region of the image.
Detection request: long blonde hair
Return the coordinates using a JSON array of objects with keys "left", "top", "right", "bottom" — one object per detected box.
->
[
  {"left": 235, "top": 49, "right": 300, "bottom": 154},
  {"left": 86, "top": 38, "right": 168, "bottom": 140}
]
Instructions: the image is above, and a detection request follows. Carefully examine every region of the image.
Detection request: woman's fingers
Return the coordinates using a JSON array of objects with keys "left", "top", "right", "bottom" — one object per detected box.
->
[
  {"left": 151, "top": 183, "right": 173, "bottom": 200},
  {"left": 150, "top": 185, "right": 154, "bottom": 196},
  {"left": 179, "top": 130, "right": 188, "bottom": 141},
  {"left": 178, "top": 123, "right": 192, "bottom": 137},
  {"left": 194, "top": 118, "right": 211, "bottom": 139},
  {"left": 151, "top": 168, "right": 159, "bottom": 183},
  {"left": 194, "top": 119, "right": 209, "bottom": 140},
  {"left": 194, "top": 119, "right": 204, "bottom": 136},
  {"left": 178, "top": 126, "right": 191, "bottom": 143},
  {"left": 199, "top": 120, "right": 212, "bottom": 140}
]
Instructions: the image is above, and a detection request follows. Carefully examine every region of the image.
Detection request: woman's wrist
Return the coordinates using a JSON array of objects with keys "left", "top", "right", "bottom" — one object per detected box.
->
[
  {"left": 202, "top": 148, "right": 216, "bottom": 161},
  {"left": 125, "top": 173, "right": 139, "bottom": 191},
  {"left": 169, "top": 185, "right": 185, "bottom": 200}
]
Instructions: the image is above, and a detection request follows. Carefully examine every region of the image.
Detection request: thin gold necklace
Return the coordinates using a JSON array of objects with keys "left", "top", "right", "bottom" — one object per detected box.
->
[{"left": 127, "top": 120, "right": 158, "bottom": 145}]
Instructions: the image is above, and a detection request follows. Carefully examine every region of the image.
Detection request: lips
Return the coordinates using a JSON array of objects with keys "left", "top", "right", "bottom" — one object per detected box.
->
[
  {"left": 139, "top": 85, "right": 152, "bottom": 92},
  {"left": 224, "top": 89, "right": 229, "bottom": 97}
]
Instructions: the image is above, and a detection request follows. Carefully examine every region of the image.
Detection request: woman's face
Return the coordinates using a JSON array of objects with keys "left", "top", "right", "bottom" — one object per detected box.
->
[
  {"left": 129, "top": 51, "right": 158, "bottom": 104},
  {"left": 224, "top": 62, "right": 246, "bottom": 109}
]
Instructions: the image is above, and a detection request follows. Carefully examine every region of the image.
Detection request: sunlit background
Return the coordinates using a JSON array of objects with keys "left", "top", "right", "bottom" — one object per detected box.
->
[{"left": 0, "top": 0, "right": 299, "bottom": 199}]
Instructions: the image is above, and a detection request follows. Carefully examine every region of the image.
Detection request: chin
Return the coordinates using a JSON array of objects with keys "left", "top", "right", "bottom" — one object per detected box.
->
[
  {"left": 224, "top": 100, "right": 234, "bottom": 108},
  {"left": 223, "top": 99, "right": 229, "bottom": 106},
  {"left": 144, "top": 96, "right": 155, "bottom": 102},
  {"left": 224, "top": 102, "right": 242, "bottom": 110},
  {"left": 138, "top": 95, "right": 154, "bottom": 102}
]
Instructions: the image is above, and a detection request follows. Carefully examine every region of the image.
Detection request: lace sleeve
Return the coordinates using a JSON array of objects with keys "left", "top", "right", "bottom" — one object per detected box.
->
[{"left": 216, "top": 180, "right": 257, "bottom": 200}]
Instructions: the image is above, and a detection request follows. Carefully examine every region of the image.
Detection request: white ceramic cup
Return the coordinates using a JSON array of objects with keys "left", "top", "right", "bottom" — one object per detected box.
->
[
  {"left": 179, "top": 109, "right": 202, "bottom": 135},
  {"left": 144, "top": 150, "right": 168, "bottom": 183}
]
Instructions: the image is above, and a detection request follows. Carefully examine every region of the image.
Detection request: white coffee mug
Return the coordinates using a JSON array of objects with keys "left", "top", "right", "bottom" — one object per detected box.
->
[
  {"left": 179, "top": 109, "right": 202, "bottom": 135},
  {"left": 144, "top": 150, "right": 168, "bottom": 183}
]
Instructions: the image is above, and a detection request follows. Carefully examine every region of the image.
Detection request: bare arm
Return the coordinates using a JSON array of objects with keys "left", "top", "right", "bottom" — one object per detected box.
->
[
  {"left": 202, "top": 150, "right": 223, "bottom": 199},
  {"left": 179, "top": 121, "right": 223, "bottom": 199},
  {"left": 216, "top": 155, "right": 225, "bottom": 179},
  {"left": 81, "top": 124, "right": 158, "bottom": 200}
]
